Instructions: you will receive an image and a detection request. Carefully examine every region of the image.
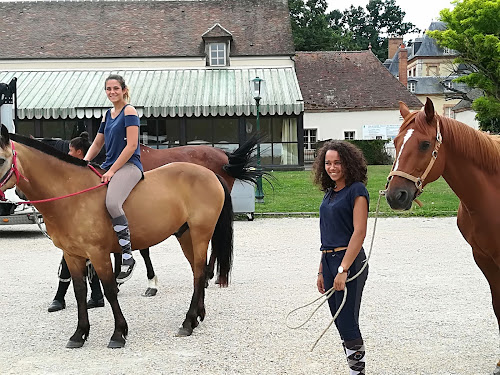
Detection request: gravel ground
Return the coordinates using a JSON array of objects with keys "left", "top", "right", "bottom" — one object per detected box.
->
[{"left": 0, "top": 217, "right": 497, "bottom": 375}]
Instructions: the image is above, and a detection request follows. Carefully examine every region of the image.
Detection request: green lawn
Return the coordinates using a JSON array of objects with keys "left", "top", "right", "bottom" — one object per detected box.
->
[{"left": 255, "top": 166, "right": 460, "bottom": 217}]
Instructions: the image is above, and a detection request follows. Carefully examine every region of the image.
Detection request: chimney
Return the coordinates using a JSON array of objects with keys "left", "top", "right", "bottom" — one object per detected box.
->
[
  {"left": 399, "top": 44, "right": 408, "bottom": 87},
  {"left": 388, "top": 37, "right": 403, "bottom": 59}
]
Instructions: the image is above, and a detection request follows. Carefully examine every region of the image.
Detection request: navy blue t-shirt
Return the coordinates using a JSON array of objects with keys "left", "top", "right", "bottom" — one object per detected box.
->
[
  {"left": 319, "top": 181, "right": 369, "bottom": 251},
  {"left": 98, "top": 105, "right": 143, "bottom": 172}
]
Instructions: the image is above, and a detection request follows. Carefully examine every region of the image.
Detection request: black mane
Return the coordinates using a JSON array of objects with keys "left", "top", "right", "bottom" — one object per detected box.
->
[{"left": 10, "top": 133, "right": 89, "bottom": 167}]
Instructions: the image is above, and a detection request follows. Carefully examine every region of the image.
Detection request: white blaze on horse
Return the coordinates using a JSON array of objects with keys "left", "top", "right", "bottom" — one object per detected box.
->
[
  {"left": 386, "top": 99, "right": 500, "bottom": 374},
  {"left": 0, "top": 124, "right": 234, "bottom": 348}
]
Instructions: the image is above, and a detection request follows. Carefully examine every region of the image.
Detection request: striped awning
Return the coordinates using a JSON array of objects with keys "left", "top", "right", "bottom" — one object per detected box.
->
[{"left": 0, "top": 68, "right": 304, "bottom": 120}]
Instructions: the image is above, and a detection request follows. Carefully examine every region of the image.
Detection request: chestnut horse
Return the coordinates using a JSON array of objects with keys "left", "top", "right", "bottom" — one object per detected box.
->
[
  {"left": 41, "top": 137, "right": 260, "bottom": 295},
  {"left": 386, "top": 99, "right": 500, "bottom": 374},
  {"left": 0, "top": 125, "right": 234, "bottom": 347}
]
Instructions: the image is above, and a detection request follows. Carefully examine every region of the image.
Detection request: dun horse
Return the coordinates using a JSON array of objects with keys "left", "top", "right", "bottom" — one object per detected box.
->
[
  {"left": 41, "top": 137, "right": 261, "bottom": 295},
  {"left": 386, "top": 99, "right": 500, "bottom": 374},
  {"left": 0, "top": 125, "right": 233, "bottom": 348}
]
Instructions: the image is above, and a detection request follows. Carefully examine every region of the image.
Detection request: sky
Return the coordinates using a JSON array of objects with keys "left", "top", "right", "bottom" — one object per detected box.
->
[{"left": 326, "top": 0, "right": 456, "bottom": 40}]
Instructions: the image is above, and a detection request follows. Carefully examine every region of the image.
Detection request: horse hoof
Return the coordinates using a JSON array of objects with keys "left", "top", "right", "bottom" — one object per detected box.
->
[
  {"left": 66, "top": 340, "right": 85, "bottom": 348},
  {"left": 176, "top": 327, "right": 193, "bottom": 337},
  {"left": 107, "top": 339, "right": 126, "bottom": 348},
  {"left": 142, "top": 287, "right": 157, "bottom": 297}
]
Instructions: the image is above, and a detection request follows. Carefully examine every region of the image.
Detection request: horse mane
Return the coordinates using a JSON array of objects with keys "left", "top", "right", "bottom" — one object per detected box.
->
[
  {"left": 10, "top": 133, "right": 89, "bottom": 167},
  {"left": 414, "top": 112, "right": 500, "bottom": 173}
]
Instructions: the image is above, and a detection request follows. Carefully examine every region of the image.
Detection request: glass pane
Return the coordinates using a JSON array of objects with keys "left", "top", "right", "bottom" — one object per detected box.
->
[
  {"left": 140, "top": 119, "right": 158, "bottom": 147},
  {"left": 214, "top": 143, "right": 239, "bottom": 153},
  {"left": 274, "top": 143, "right": 298, "bottom": 165},
  {"left": 245, "top": 117, "right": 271, "bottom": 142},
  {"left": 16, "top": 120, "right": 35, "bottom": 137},
  {"left": 186, "top": 117, "right": 212, "bottom": 144},
  {"left": 214, "top": 117, "right": 238, "bottom": 143},
  {"left": 276, "top": 117, "right": 297, "bottom": 142},
  {"left": 251, "top": 143, "right": 272, "bottom": 166},
  {"left": 160, "top": 118, "right": 181, "bottom": 148},
  {"left": 42, "top": 120, "right": 64, "bottom": 139}
]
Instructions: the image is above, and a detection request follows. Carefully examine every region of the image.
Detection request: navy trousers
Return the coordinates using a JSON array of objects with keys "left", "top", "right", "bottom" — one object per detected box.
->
[{"left": 321, "top": 249, "right": 368, "bottom": 341}]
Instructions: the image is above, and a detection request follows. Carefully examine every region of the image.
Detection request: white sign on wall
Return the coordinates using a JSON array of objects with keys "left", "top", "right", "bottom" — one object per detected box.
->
[{"left": 362, "top": 124, "right": 400, "bottom": 140}]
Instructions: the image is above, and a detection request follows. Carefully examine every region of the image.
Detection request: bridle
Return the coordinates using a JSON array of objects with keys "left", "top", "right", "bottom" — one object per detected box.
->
[
  {"left": 0, "top": 140, "right": 107, "bottom": 204},
  {"left": 0, "top": 141, "right": 28, "bottom": 201},
  {"left": 387, "top": 113, "right": 443, "bottom": 200}
]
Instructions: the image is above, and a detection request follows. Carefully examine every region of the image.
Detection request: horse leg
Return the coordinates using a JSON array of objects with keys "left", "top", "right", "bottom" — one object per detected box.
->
[
  {"left": 92, "top": 252, "right": 128, "bottom": 348},
  {"left": 471, "top": 247, "right": 500, "bottom": 374},
  {"left": 64, "top": 255, "right": 90, "bottom": 348},
  {"left": 140, "top": 248, "right": 158, "bottom": 297},
  {"left": 176, "top": 229, "right": 207, "bottom": 337}
]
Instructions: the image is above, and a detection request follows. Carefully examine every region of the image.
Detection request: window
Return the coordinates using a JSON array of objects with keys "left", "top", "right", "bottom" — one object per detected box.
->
[
  {"left": 443, "top": 81, "right": 453, "bottom": 90},
  {"left": 408, "top": 81, "right": 416, "bottom": 92},
  {"left": 444, "top": 107, "right": 455, "bottom": 119},
  {"left": 140, "top": 117, "right": 181, "bottom": 149},
  {"left": 303, "top": 129, "right": 317, "bottom": 150},
  {"left": 443, "top": 47, "right": 451, "bottom": 54},
  {"left": 344, "top": 131, "right": 355, "bottom": 140},
  {"left": 209, "top": 43, "right": 226, "bottom": 66}
]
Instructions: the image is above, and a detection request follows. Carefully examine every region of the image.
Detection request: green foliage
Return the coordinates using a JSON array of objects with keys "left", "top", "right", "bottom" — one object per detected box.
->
[
  {"left": 316, "top": 139, "right": 392, "bottom": 165},
  {"left": 428, "top": 0, "right": 500, "bottom": 131},
  {"left": 289, "top": 0, "right": 419, "bottom": 60},
  {"left": 255, "top": 167, "right": 460, "bottom": 216},
  {"left": 347, "top": 140, "right": 392, "bottom": 165}
]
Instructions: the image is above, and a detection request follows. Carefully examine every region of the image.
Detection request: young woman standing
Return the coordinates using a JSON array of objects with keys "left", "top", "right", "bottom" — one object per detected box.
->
[{"left": 312, "top": 140, "right": 369, "bottom": 375}]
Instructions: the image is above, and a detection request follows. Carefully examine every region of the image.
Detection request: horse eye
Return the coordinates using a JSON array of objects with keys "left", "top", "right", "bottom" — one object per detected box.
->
[
  {"left": 419, "top": 141, "right": 431, "bottom": 151},
  {"left": 0, "top": 159, "right": 5, "bottom": 167}
]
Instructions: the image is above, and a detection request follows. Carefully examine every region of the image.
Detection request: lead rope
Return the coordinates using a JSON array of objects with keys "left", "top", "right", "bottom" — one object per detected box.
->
[{"left": 285, "top": 189, "right": 385, "bottom": 351}]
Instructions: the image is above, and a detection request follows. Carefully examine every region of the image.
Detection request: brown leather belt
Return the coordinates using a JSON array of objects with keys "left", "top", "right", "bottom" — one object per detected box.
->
[{"left": 322, "top": 247, "right": 348, "bottom": 253}]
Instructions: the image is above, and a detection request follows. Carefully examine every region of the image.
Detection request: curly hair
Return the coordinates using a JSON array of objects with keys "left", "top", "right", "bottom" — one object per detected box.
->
[{"left": 312, "top": 140, "right": 367, "bottom": 191}]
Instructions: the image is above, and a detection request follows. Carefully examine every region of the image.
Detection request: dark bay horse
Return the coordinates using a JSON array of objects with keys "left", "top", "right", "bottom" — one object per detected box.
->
[
  {"left": 385, "top": 99, "right": 500, "bottom": 374},
  {"left": 41, "top": 137, "right": 260, "bottom": 295},
  {"left": 0, "top": 125, "right": 233, "bottom": 347}
]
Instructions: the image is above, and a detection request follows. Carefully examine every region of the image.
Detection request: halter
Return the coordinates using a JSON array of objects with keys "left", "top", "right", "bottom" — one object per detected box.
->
[
  {"left": 0, "top": 141, "right": 29, "bottom": 201},
  {"left": 387, "top": 114, "right": 442, "bottom": 200}
]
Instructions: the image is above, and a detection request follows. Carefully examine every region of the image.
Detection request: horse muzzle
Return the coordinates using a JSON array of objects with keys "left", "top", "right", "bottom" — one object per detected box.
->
[{"left": 385, "top": 179, "right": 418, "bottom": 211}]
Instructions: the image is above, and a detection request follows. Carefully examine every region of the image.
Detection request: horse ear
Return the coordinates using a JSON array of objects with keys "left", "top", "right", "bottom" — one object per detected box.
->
[
  {"left": 399, "top": 101, "right": 410, "bottom": 118},
  {"left": 0, "top": 124, "right": 10, "bottom": 148},
  {"left": 424, "top": 97, "right": 435, "bottom": 123}
]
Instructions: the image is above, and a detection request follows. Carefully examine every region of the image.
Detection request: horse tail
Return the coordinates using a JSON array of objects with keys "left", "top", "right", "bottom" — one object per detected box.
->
[
  {"left": 211, "top": 175, "right": 234, "bottom": 287},
  {"left": 223, "top": 135, "right": 273, "bottom": 185}
]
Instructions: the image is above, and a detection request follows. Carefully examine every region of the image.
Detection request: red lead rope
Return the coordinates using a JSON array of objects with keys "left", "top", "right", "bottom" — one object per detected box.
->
[{"left": 0, "top": 143, "right": 108, "bottom": 205}]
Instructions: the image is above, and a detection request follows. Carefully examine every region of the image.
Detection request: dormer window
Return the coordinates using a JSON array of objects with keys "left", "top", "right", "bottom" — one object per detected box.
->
[
  {"left": 202, "top": 23, "right": 233, "bottom": 67},
  {"left": 209, "top": 43, "right": 226, "bottom": 66},
  {"left": 408, "top": 81, "right": 416, "bottom": 93}
]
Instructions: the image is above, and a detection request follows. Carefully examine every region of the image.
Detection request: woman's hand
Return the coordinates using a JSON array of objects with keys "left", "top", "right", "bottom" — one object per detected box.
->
[
  {"left": 334, "top": 272, "right": 348, "bottom": 291},
  {"left": 317, "top": 273, "right": 325, "bottom": 294},
  {"left": 101, "top": 170, "right": 115, "bottom": 183}
]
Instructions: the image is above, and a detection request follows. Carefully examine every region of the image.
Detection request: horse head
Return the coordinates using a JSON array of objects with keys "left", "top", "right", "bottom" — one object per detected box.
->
[
  {"left": 0, "top": 124, "right": 25, "bottom": 197},
  {"left": 385, "top": 98, "right": 446, "bottom": 210}
]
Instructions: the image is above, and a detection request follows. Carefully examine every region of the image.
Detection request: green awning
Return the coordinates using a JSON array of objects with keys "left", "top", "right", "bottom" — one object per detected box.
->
[{"left": 0, "top": 68, "right": 304, "bottom": 120}]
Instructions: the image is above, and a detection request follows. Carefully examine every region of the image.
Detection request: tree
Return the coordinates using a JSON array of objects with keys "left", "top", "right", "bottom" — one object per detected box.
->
[
  {"left": 288, "top": 0, "right": 355, "bottom": 51},
  {"left": 331, "top": 0, "right": 419, "bottom": 60},
  {"left": 289, "top": 0, "right": 419, "bottom": 60},
  {"left": 428, "top": 0, "right": 500, "bottom": 132}
]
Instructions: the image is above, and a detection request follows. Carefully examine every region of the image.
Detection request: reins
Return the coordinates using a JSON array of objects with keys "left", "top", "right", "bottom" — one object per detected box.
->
[
  {"left": 285, "top": 189, "right": 385, "bottom": 351},
  {"left": 0, "top": 141, "right": 108, "bottom": 205}
]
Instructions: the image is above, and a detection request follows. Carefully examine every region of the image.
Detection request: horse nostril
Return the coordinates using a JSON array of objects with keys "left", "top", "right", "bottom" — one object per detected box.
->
[{"left": 396, "top": 190, "right": 408, "bottom": 203}]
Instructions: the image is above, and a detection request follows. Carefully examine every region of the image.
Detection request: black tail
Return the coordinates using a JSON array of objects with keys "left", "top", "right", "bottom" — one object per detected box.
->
[
  {"left": 211, "top": 175, "right": 234, "bottom": 287},
  {"left": 223, "top": 135, "right": 273, "bottom": 185}
]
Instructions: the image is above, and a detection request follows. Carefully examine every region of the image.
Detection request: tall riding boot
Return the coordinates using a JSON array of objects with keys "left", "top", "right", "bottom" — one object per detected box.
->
[
  {"left": 344, "top": 338, "right": 365, "bottom": 375},
  {"left": 113, "top": 215, "right": 136, "bottom": 284},
  {"left": 48, "top": 280, "right": 70, "bottom": 312}
]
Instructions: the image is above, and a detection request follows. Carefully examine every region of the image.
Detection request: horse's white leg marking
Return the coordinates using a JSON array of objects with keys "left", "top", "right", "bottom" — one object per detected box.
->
[{"left": 393, "top": 129, "right": 414, "bottom": 171}]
